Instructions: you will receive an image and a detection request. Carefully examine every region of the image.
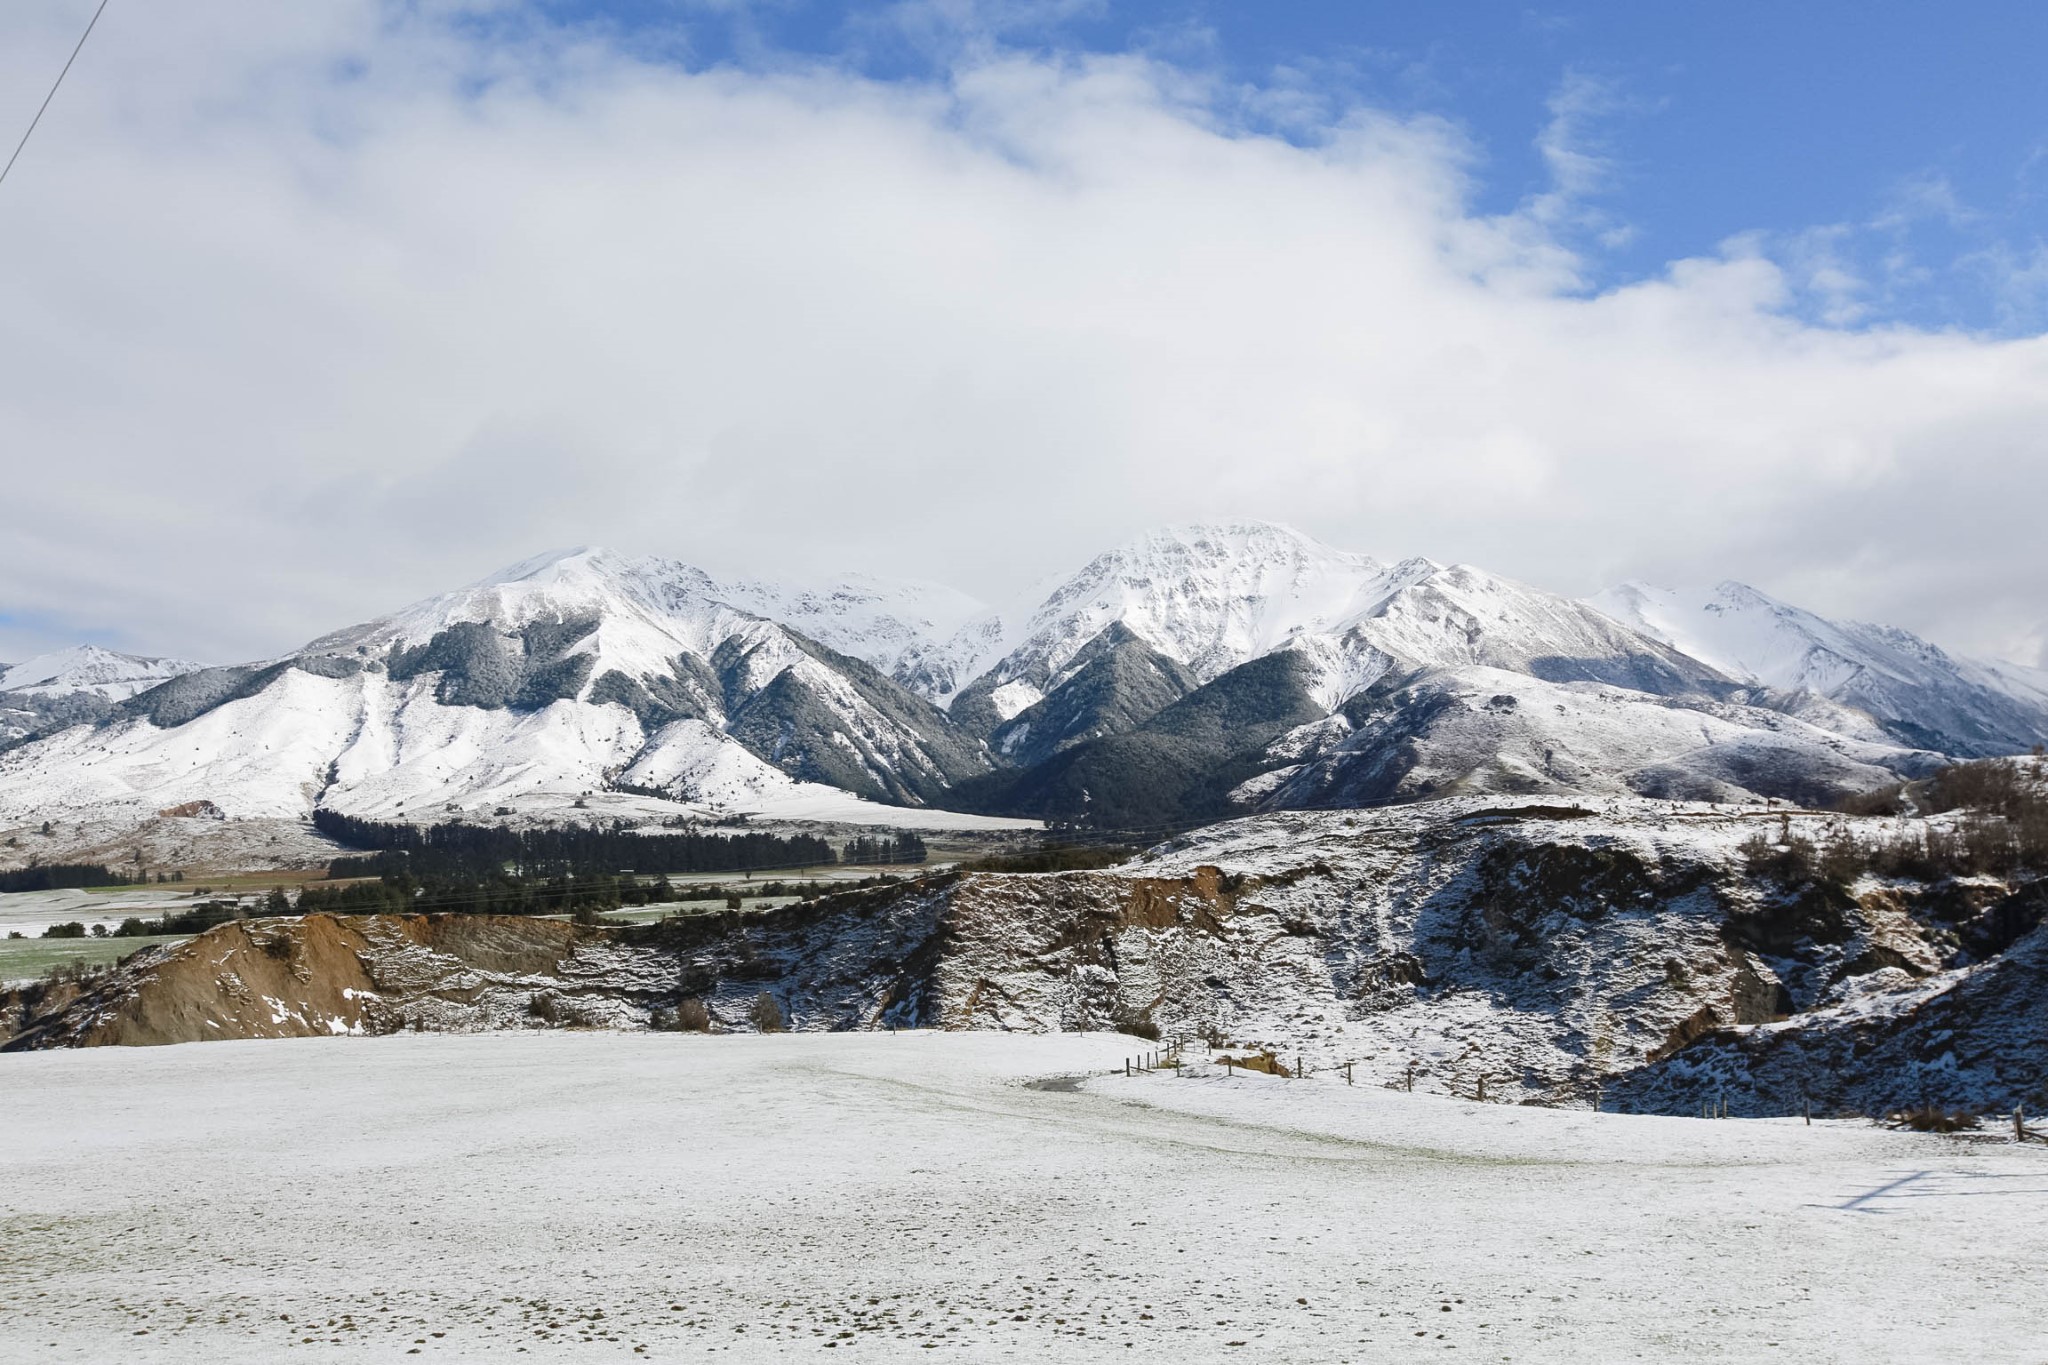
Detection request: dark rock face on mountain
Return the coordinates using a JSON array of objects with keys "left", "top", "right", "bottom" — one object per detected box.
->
[
  {"left": 984, "top": 624, "right": 1196, "bottom": 766},
  {"left": 14, "top": 798, "right": 2042, "bottom": 1119},
  {"left": 947, "top": 652, "right": 1327, "bottom": 829},
  {"left": 717, "top": 634, "right": 991, "bottom": 805}
]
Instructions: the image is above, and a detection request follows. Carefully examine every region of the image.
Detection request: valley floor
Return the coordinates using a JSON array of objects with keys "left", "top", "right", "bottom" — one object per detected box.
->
[{"left": 2, "top": 1033, "right": 2043, "bottom": 1363}]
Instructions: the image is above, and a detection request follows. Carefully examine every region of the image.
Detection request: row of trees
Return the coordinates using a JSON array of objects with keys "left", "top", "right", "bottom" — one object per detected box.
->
[
  {"left": 40, "top": 899, "right": 249, "bottom": 939},
  {"left": 841, "top": 832, "right": 928, "bottom": 865},
  {"left": 313, "top": 810, "right": 837, "bottom": 879},
  {"left": 0, "top": 863, "right": 132, "bottom": 893},
  {"left": 298, "top": 869, "right": 677, "bottom": 918}
]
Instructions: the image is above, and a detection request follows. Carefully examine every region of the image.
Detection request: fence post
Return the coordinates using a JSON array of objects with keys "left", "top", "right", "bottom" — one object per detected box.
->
[
  {"left": 1804, "top": 1099, "right": 1811, "bottom": 1126},
  {"left": 1345, "top": 1062, "right": 1353, "bottom": 1087},
  {"left": 1476, "top": 1075, "right": 1487, "bottom": 1103},
  {"left": 1125, "top": 1058, "right": 1131, "bottom": 1078},
  {"left": 2019, "top": 1106, "right": 2026, "bottom": 1142}
]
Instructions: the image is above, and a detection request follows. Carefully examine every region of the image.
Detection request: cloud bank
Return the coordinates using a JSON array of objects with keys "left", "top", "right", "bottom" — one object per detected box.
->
[{"left": 1, "top": 0, "right": 2044, "bottom": 668}]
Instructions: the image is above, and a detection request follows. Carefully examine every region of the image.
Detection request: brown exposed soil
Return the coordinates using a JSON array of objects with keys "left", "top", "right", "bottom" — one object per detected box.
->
[{"left": 3, "top": 913, "right": 592, "bottom": 1049}]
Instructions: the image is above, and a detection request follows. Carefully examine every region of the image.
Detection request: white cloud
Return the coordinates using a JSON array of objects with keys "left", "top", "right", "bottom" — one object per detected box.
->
[{"left": 1, "top": 0, "right": 2046, "bottom": 673}]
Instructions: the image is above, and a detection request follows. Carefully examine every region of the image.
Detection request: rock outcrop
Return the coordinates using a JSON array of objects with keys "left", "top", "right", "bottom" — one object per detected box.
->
[{"left": 10, "top": 797, "right": 2044, "bottom": 1118}]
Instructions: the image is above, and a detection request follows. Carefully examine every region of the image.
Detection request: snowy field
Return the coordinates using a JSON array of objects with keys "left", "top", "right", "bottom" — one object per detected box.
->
[
  {"left": 2, "top": 1033, "right": 2044, "bottom": 1363},
  {"left": 0, "top": 887, "right": 210, "bottom": 942}
]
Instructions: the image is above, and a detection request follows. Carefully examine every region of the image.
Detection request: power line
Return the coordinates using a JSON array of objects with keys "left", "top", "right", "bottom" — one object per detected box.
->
[{"left": 0, "top": 0, "right": 111, "bottom": 192}]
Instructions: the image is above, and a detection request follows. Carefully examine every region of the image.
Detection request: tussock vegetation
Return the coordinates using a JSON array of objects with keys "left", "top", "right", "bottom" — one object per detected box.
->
[
  {"left": 1887, "top": 1105, "right": 1981, "bottom": 1133},
  {"left": 1112, "top": 1007, "right": 1160, "bottom": 1040},
  {"left": 1214, "top": 1050, "right": 1290, "bottom": 1077},
  {"left": 1743, "top": 758, "right": 2048, "bottom": 887},
  {"left": 958, "top": 844, "right": 1136, "bottom": 874},
  {"left": 650, "top": 998, "right": 714, "bottom": 1033},
  {"left": 3, "top": 960, "right": 114, "bottom": 1039}
]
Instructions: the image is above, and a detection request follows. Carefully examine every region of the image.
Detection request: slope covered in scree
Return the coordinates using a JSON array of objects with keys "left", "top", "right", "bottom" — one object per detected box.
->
[{"left": 14, "top": 795, "right": 2043, "bottom": 1120}]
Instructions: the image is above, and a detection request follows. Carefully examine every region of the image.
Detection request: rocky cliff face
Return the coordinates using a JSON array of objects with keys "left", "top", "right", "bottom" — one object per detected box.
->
[{"left": 10, "top": 797, "right": 2043, "bottom": 1118}]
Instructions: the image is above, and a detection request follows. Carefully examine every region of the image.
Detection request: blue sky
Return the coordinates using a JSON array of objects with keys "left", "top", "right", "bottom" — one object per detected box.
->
[
  {"left": 2, "top": 0, "right": 2047, "bottom": 668},
  {"left": 542, "top": 0, "right": 2048, "bottom": 333}
]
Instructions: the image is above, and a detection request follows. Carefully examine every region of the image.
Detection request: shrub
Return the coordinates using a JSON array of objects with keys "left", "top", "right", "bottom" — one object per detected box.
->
[
  {"left": 41, "top": 921, "right": 87, "bottom": 939},
  {"left": 1112, "top": 1007, "right": 1160, "bottom": 1040},
  {"left": 748, "top": 991, "right": 785, "bottom": 1033},
  {"left": 652, "top": 997, "right": 714, "bottom": 1033},
  {"left": 1889, "top": 1105, "right": 1979, "bottom": 1133},
  {"left": 959, "top": 845, "right": 1136, "bottom": 874}
]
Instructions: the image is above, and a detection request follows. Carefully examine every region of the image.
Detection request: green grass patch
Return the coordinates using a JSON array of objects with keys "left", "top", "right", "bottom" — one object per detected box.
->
[{"left": 0, "top": 934, "right": 188, "bottom": 985}]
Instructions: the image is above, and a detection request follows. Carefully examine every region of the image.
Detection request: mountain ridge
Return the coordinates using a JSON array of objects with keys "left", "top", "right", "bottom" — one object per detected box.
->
[{"left": 2, "top": 524, "right": 2041, "bottom": 839}]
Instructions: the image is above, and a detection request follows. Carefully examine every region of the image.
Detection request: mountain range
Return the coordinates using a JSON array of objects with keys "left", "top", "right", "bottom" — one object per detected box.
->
[{"left": 3, "top": 522, "right": 2044, "bottom": 837}]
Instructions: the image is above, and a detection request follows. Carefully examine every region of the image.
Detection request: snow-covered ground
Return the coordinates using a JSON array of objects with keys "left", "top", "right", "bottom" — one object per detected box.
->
[
  {"left": 3, "top": 1032, "right": 2042, "bottom": 1362},
  {"left": 0, "top": 887, "right": 210, "bottom": 942}
]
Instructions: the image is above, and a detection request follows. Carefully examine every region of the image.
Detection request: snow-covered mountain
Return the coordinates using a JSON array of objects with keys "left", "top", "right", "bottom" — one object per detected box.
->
[
  {"left": 0, "top": 646, "right": 205, "bottom": 749},
  {"left": 0, "top": 645, "right": 201, "bottom": 700},
  {"left": 0, "top": 550, "right": 1000, "bottom": 830},
  {"left": 0, "top": 525, "right": 2038, "bottom": 841},
  {"left": 1590, "top": 581, "right": 2048, "bottom": 757},
  {"left": 714, "top": 571, "right": 985, "bottom": 679},
  {"left": 936, "top": 523, "right": 1719, "bottom": 736},
  {"left": 917, "top": 522, "right": 1395, "bottom": 714}
]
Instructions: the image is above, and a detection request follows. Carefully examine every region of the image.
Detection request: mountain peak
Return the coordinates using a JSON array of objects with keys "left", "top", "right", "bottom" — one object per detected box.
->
[
  {"left": 474, "top": 545, "right": 618, "bottom": 586},
  {"left": 0, "top": 644, "right": 204, "bottom": 699}
]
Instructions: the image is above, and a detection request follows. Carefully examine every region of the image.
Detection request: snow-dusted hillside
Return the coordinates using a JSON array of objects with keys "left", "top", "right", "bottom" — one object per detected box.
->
[
  {"left": 1257, "top": 665, "right": 1943, "bottom": 812},
  {"left": 1591, "top": 581, "right": 2048, "bottom": 756}
]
